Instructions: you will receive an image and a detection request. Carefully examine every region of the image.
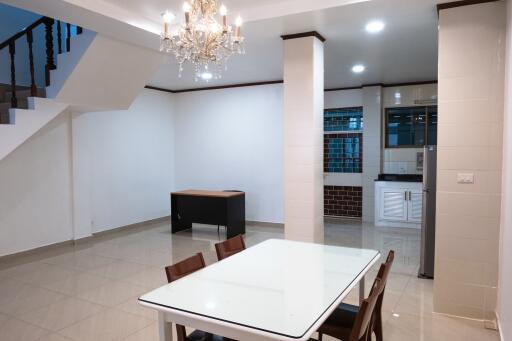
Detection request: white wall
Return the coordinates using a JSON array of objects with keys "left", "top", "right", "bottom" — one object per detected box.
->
[
  {"left": 498, "top": 0, "right": 512, "bottom": 338},
  {"left": 72, "top": 89, "right": 175, "bottom": 234},
  {"left": 0, "top": 112, "right": 74, "bottom": 257},
  {"left": 173, "top": 84, "right": 284, "bottom": 224},
  {"left": 0, "top": 89, "right": 176, "bottom": 256}
]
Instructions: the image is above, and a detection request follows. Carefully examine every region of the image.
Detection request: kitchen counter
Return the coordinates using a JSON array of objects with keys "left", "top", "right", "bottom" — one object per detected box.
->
[{"left": 375, "top": 174, "right": 423, "bottom": 183}]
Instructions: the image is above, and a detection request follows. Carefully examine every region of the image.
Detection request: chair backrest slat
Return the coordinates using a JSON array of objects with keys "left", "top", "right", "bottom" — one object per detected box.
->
[
  {"left": 165, "top": 253, "right": 206, "bottom": 283},
  {"left": 215, "top": 234, "right": 246, "bottom": 261},
  {"left": 350, "top": 278, "right": 383, "bottom": 341}
]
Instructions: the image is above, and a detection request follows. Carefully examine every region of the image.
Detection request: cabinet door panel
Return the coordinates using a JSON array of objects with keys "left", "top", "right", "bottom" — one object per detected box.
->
[
  {"left": 408, "top": 191, "right": 423, "bottom": 223},
  {"left": 380, "top": 189, "right": 408, "bottom": 222}
]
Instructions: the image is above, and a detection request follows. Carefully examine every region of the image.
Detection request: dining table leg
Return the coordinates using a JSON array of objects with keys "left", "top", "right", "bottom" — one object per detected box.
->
[
  {"left": 158, "top": 311, "right": 173, "bottom": 341},
  {"left": 359, "top": 275, "right": 365, "bottom": 304}
]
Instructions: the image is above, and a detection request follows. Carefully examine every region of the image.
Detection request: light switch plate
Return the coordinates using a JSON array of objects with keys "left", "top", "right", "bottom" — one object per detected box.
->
[{"left": 457, "top": 173, "right": 475, "bottom": 184}]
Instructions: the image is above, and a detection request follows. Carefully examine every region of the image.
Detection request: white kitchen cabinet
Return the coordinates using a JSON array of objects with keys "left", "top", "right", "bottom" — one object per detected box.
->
[{"left": 375, "top": 181, "right": 423, "bottom": 228}]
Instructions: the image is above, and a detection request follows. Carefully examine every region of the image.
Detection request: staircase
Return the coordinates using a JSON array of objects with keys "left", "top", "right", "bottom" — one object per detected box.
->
[
  {"left": 0, "top": 17, "right": 87, "bottom": 160},
  {"left": 0, "top": 11, "right": 165, "bottom": 162}
]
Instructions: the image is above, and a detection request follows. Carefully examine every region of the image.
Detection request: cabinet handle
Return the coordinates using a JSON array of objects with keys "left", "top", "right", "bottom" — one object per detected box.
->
[
  {"left": 405, "top": 192, "right": 407, "bottom": 201},
  {"left": 408, "top": 191, "right": 412, "bottom": 201}
]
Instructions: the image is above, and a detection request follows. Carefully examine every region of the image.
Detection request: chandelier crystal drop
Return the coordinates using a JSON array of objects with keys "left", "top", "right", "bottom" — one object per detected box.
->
[{"left": 160, "top": 0, "right": 245, "bottom": 82}]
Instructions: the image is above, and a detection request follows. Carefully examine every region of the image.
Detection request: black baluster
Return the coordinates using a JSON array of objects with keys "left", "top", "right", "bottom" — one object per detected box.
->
[
  {"left": 77, "top": 26, "right": 83, "bottom": 35},
  {"left": 8, "top": 42, "right": 17, "bottom": 109},
  {"left": 66, "top": 23, "right": 71, "bottom": 52},
  {"left": 57, "top": 21, "right": 62, "bottom": 54},
  {"left": 27, "top": 30, "right": 37, "bottom": 97},
  {"left": 44, "top": 17, "right": 56, "bottom": 86}
]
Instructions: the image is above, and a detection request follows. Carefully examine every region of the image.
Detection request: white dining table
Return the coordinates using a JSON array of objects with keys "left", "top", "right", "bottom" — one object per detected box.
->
[{"left": 138, "top": 239, "right": 380, "bottom": 341}]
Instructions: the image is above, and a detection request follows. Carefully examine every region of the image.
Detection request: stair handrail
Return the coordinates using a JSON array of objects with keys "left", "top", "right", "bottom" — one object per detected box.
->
[
  {"left": 0, "top": 16, "right": 46, "bottom": 51},
  {"left": 0, "top": 15, "right": 82, "bottom": 124}
]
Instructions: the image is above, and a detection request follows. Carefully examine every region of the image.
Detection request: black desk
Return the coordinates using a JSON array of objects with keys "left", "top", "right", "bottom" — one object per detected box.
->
[{"left": 171, "top": 190, "right": 245, "bottom": 238}]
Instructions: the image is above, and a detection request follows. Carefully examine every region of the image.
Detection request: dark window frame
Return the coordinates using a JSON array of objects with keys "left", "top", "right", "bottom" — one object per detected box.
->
[{"left": 384, "top": 106, "right": 437, "bottom": 148}]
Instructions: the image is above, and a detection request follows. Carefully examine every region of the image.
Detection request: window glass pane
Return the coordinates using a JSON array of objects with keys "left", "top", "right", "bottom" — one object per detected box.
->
[
  {"left": 324, "top": 107, "right": 363, "bottom": 132},
  {"left": 386, "top": 108, "right": 413, "bottom": 147},
  {"left": 427, "top": 106, "right": 438, "bottom": 145},
  {"left": 386, "top": 106, "right": 435, "bottom": 147},
  {"left": 412, "top": 109, "right": 426, "bottom": 146}
]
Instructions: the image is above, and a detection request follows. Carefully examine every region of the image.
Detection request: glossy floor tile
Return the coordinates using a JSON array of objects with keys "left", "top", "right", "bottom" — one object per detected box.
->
[{"left": 0, "top": 218, "right": 500, "bottom": 341}]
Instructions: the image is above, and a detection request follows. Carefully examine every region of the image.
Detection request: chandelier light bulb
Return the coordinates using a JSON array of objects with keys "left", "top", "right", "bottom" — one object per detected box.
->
[
  {"left": 220, "top": 5, "right": 227, "bottom": 16},
  {"left": 235, "top": 16, "right": 243, "bottom": 27},
  {"left": 162, "top": 10, "right": 174, "bottom": 24},
  {"left": 183, "top": 1, "right": 191, "bottom": 13}
]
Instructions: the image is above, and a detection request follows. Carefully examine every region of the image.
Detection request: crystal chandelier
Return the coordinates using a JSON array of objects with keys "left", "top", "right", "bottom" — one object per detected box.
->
[{"left": 160, "top": 0, "right": 245, "bottom": 81}]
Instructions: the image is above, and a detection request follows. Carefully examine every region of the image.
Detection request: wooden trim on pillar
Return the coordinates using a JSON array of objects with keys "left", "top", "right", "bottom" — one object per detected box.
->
[
  {"left": 436, "top": 0, "right": 499, "bottom": 13},
  {"left": 281, "top": 31, "right": 326, "bottom": 43}
]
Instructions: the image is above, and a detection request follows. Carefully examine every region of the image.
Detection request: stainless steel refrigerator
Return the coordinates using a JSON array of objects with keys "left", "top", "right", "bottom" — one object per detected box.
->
[{"left": 419, "top": 145, "right": 437, "bottom": 279}]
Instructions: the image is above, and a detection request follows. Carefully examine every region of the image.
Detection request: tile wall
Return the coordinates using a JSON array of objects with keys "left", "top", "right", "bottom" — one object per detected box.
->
[
  {"left": 435, "top": 1, "right": 505, "bottom": 320},
  {"left": 324, "top": 133, "right": 363, "bottom": 173}
]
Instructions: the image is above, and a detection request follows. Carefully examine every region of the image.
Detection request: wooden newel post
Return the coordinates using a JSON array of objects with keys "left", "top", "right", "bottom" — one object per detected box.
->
[
  {"left": 8, "top": 42, "right": 17, "bottom": 109},
  {"left": 44, "top": 17, "right": 56, "bottom": 86},
  {"left": 27, "top": 30, "right": 37, "bottom": 97}
]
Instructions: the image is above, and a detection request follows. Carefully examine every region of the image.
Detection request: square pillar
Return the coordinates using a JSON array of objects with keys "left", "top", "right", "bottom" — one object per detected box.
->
[
  {"left": 435, "top": 1, "right": 505, "bottom": 321},
  {"left": 282, "top": 32, "right": 325, "bottom": 243}
]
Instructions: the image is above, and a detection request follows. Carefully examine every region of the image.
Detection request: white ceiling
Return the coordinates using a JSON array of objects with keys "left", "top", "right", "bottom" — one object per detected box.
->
[
  {"left": 148, "top": 0, "right": 440, "bottom": 90},
  {"left": 1, "top": 0, "right": 445, "bottom": 90}
]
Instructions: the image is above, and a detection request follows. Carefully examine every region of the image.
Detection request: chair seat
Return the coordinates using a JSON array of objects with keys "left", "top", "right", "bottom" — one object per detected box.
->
[
  {"left": 186, "top": 330, "right": 237, "bottom": 341},
  {"left": 318, "top": 303, "right": 359, "bottom": 339}
]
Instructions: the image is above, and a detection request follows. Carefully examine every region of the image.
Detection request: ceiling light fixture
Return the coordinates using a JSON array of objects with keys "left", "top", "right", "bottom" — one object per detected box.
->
[
  {"left": 365, "top": 20, "right": 385, "bottom": 33},
  {"left": 160, "top": 0, "right": 245, "bottom": 82},
  {"left": 352, "top": 64, "right": 365, "bottom": 73}
]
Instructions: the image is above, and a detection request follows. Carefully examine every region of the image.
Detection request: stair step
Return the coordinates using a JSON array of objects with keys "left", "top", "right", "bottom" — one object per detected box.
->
[
  {"left": 3, "top": 88, "right": 45, "bottom": 103},
  {"left": 0, "top": 99, "right": 29, "bottom": 124}
]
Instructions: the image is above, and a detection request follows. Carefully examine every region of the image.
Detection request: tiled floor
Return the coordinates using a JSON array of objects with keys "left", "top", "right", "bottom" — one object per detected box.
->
[{"left": 0, "top": 219, "right": 500, "bottom": 341}]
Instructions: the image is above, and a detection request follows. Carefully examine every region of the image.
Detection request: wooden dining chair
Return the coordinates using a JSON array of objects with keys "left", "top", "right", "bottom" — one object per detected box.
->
[
  {"left": 314, "top": 278, "right": 383, "bottom": 341},
  {"left": 316, "top": 250, "right": 395, "bottom": 341},
  {"left": 165, "top": 253, "right": 237, "bottom": 341},
  {"left": 215, "top": 235, "right": 246, "bottom": 261}
]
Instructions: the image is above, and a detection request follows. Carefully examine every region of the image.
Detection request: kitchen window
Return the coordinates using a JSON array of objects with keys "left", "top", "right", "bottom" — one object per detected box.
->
[{"left": 385, "top": 106, "right": 437, "bottom": 148}]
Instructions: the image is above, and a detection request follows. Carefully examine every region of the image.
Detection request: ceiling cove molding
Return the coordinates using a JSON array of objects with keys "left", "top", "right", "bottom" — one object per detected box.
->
[
  {"left": 436, "top": 0, "right": 499, "bottom": 13},
  {"left": 145, "top": 80, "right": 437, "bottom": 94},
  {"left": 324, "top": 80, "right": 438, "bottom": 92},
  {"left": 280, "top": 31, "right": 326, "bottom": 43}
]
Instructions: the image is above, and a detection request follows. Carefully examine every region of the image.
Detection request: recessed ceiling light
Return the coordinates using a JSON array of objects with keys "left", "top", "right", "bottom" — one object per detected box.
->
[
  {"left": 352, "top": 64, "right": 365, "bottom": 73},
  {"left": 366, "top": 20, "right": 385, "bottom": 34}
]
